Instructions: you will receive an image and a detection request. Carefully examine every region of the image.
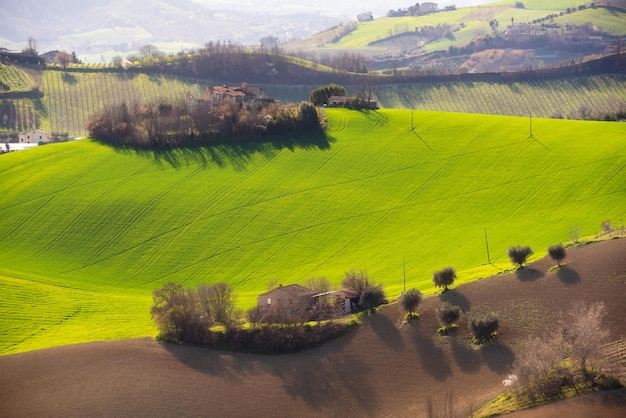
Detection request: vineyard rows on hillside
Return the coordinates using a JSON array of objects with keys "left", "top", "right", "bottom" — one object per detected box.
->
[
  {"left": 375, "top": 75, "right": 626, "bottom": 120},
  {"left": 0, "top": 64, "right": 35, "bottom": 93},
  {"left": 43, "top": 70, "right": 212, "bottom": 136}
]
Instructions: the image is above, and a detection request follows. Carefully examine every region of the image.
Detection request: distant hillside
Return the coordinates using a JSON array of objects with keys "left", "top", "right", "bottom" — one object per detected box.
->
[{"left": 285, "top": 1, "right": 626, "bottom": 73}]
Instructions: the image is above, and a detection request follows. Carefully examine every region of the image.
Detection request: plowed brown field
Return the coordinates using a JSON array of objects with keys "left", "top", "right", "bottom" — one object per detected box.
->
[{"left": 1, "top": 239, "right": 625, "bottom": 417}]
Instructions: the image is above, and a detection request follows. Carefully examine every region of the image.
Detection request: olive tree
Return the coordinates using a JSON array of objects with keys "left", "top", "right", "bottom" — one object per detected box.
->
[
  {"left": 507, "top": 245, "right": 533, "bottom": 268},
  {"left": 359, "top": 284, "right": 386, "bottom": 310},
  {"left": 432, "top": 267, "right": 456, "bottom": 292},
  {"left": 436, "top": 302, "right": 461, "bottom": 330},
  {"left": 399, "top": 288, "right": 422, "bottom": 316},
  {"left": 548, "top": 244, "right": 566, "bottom": 267},
  {"left": 468, "top": 313, "right": 499, "bottom": 344}
]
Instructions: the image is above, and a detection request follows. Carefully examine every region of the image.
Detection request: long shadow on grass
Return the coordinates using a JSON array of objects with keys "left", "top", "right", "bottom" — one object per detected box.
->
[
  {"left": 98, "top": 131, "right": 335, "bottom": 171},
  {"left": 557, "top": 265, "right": 580, "bottom": 285},
  {"left": 515, "top": 267, "right": 544, "bottom": 282}
]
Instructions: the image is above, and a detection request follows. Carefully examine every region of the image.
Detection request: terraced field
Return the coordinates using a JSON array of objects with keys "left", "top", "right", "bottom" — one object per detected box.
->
[{"left": 0, "top": 108, "right": 624, "bottom": 355}]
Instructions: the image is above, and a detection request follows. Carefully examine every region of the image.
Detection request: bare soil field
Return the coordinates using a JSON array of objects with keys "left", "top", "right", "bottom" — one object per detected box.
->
[{"left": 1, "top": 238, "right": 624, "bottom": 417}]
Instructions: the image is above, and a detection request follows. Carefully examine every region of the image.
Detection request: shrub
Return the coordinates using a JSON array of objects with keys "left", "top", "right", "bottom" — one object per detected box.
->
[
  {"left": 432, "top": 266, "right": 456, "bottom": 292},
  {"left": 360, "top": 285, "right": 386, "bottom": 310},
  {"left": 469, "top": 313, "right": 499, "bottom": 344},
  {"left": 309, "top": 83, "right": 348, "bottom": 106},
  {"left": 548, "top": 244, "right": 566, "bottom": 267},
  {"left": 399, "top": 288, "right": 422, "bottom": 316},
  {"left": 436, "top": 302, "right": 461, "bottom": 329},
  {"left": 507, "top": 245, "right": 533, "bottom": 268}
]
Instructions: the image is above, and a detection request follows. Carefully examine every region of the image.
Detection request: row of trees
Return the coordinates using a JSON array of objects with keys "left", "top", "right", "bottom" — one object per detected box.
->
[{"left": 88, "top": 99, "right": 321, "bottom": 148}]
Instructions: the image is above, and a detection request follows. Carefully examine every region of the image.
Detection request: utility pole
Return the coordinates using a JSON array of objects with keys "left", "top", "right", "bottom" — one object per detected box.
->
[
  {"left": 529, "top": 111, "right": 533, "bottom": 138},
  {"left": 411, "top": 106, "right": 415, "bottom": 131},
  {"left": 484, "top": 229, "right": 491, "bottom": 264},
  {"left": 403, "top": 259, "right": 406, "bottom": 293}
]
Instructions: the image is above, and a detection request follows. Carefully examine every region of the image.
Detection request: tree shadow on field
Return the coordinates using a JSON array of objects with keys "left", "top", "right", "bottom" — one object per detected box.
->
[
  {"left": 103, "top": 131, "right": 335, "bottom": 171},
  {"left": 515, "top": 267, "right": 544, "bottom": 282},
  {"left": 439, "top": 289, "right": 471, "bottom": 312},
  {"left": 480, "top": 341, "right": 515, "bottom": 374},
  {"left": 367, "top": 311, "right": 404, "bottom": 351},
  {"left": 557, "top": 266, "right": 580, "bottom": 285},
  {"left": 160, "top": 341, "right": 252, "bottom": 382},
  {"left": 269, "top": 350, "right": 379, "bottom": 416},
  {"left": 61, "top": 72, "right": 78, "bottom": 84},
  {"left": 451, "top": 339, "right": 481, "bottom": 374},
  {"left": 408, "top": 321, "right": 453, "bottom": 381}
]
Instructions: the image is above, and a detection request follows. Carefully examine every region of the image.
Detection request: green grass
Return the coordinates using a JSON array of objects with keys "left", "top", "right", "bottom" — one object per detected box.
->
[{"left": 1, "top": 109, "right": 625, "bottom": 355}]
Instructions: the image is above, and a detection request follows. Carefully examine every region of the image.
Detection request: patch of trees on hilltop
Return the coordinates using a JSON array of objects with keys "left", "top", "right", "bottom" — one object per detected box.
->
[{"left": 88, "top": 98, "right": 322, "bottom": 148}]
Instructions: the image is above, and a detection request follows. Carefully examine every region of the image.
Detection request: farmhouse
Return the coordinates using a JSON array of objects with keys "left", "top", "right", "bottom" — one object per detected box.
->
[
  {"left": 257, "top": 284, "right": 315, "bottom": 312},
  {"left": 327, "top": 96, "right": 352, "bottom": 107},
  {"left": 357, "top": 12, "right": 374, "bottom": 22},
  {"left": 18, "top": 129, "right": 50, "bottom": 144},
  {"left": 258, "top": 284, "right": 361, "bottom": 318},
  {"left": 186, "top": 83, "right": 275, "bottom": 111}
]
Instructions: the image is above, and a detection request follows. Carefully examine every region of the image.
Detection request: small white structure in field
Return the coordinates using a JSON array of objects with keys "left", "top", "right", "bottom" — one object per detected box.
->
[{"left": 18, "top": 129, "right": 50, "bottom": 144}]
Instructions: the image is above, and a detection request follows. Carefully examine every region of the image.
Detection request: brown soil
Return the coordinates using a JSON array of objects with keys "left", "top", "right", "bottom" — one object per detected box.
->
[{"left": 1, "top": 239, "right": 625, "bottom": 418}]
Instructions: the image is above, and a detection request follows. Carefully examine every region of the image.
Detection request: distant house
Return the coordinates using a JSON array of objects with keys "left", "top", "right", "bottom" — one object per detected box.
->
[
  {"left": 327, "top": 96, "right": 352, "bottom": 107},
  {"left": 187, "top": 83, "right": 275, "bottom": 111},
  {"left": 18, "top": 129, "right": 50, "bottom": 144},
  {"left": 40, "top": 50, "right": 60, "bottom": 64},
  {"left": 312, "top": 288, "right": 360, "bottom": 314},
  {"left": 257, "top": 284, "right": 315, "bottom": 312},
  {"left": 421, "top": 2, "right": 439, "bottom": 13},
  {"left": 357, "top": 12, "right": 374, "bottom": 22}
]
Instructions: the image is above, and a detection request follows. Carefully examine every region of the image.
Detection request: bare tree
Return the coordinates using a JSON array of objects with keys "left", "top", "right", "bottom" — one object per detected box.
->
[
  {"left": 55, "top": 51, "right": 72, "bottom": 71},
  {"left": 559, "top": 301, "right": 610, "bottom": 382},
  {"left": 197, "top": 282, "right": 238, "bottom": 328}
]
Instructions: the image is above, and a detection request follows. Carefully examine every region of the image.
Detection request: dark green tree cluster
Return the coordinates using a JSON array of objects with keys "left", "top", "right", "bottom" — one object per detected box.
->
[{"left": 309, "top": 83, "right": 348, "bottom": 106}]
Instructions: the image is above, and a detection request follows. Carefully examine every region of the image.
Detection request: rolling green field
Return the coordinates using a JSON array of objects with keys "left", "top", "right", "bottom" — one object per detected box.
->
[{"left": 1, "top": 109, "right": 625, "bottom": 355}]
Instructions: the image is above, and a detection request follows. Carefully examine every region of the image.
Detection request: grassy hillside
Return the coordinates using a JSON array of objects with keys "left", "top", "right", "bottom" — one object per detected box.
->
[
  {"left": 286, "top": 2, "right": 626, "bottom": 62},
  {"left": 1, "top": 109, "right": 625, "bottom": 354}
]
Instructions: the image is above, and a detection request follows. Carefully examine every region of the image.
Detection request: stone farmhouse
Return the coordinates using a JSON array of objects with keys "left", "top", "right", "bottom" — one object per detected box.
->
[
  {"left": 257, "top": 284, "right": 360, "bottom": 319},
  {"left": 186, "top": 82, "right": 275, "bottom": 112},
  {"left": 18, "top": 129, "right": 50, "bottom": 144}
]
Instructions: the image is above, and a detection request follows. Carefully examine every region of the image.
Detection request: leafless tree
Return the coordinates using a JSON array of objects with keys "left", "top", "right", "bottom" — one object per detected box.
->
[
  {"left": 559, "top": 301, "right": 610, "bottom": 382},
  {"left": 55, "top": 51, "right": 72, "bottom": 70}
]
